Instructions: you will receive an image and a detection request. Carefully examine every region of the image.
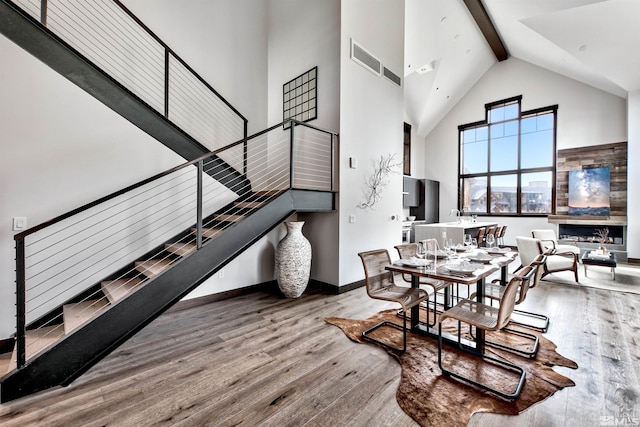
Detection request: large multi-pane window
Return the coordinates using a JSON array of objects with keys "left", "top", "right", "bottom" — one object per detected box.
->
[{"left": 459, "top": 96, "right": 556, "bottom": 215}]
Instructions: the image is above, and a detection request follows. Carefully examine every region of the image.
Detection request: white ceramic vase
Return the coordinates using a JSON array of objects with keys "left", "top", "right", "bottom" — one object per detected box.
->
[{"left": 275, "top": 221, "right": 311, "bottom": 298}]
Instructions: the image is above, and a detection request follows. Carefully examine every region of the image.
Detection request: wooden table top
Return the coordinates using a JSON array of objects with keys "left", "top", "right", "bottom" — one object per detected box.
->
[{"left": 386, "top": 249, "right": 518, "bottom": 285}]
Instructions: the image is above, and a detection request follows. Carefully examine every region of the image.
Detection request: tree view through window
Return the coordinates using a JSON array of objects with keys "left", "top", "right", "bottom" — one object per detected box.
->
[{"left": 459, "top": 96, "right": 556, "bottom": 215}]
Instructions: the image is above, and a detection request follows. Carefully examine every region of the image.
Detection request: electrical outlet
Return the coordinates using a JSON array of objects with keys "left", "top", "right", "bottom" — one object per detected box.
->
[
  {"left": 218, "top": 269, "right": 225, "bottom": 279},
  {"left": 349, "top": 214, "right": 356, "bottom": 223}
]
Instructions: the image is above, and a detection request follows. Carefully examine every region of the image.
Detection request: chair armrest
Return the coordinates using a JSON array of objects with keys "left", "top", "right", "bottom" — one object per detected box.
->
[{"left": 539, "top": 239, "right": 556, "bottom": 249}]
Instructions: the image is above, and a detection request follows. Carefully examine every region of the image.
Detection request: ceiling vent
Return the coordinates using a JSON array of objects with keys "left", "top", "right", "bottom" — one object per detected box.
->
[
  {"left": 351, "top": 39, "right": 381, "bottom": 76},
  {"left": 383, "top": 67, "right": 402, "bottom": 87}
]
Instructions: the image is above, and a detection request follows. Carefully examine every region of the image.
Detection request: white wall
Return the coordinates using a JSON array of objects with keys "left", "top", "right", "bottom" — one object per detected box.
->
[
  {"left": 266, "top": 0, "right": 341, "bottom": 286},
  {"left": 423, "top": 57, "right": 628, "bottom": 247},
  {"left": 628, "top": 90, "right": 640, "bottom": 260},
  {"left": 339, "top": 0, "right": 405, "bottom": 286}
]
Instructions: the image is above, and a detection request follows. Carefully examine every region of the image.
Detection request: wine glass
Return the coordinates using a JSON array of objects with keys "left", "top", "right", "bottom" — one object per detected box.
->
[
  {"left": 471, "top": 238, "right": 478, "bottom": 251},
  {"left": 464, "top": 234, "right": 472, "bottom": 252},
  {"left": 443, "top": 238, "right": 451, "bottom": 259},
  {"left": 486, "top": 233, "right": 495, "bottom": 250},
  {"left": 416, "top": 241, "right": 426, "bottom": 269}
]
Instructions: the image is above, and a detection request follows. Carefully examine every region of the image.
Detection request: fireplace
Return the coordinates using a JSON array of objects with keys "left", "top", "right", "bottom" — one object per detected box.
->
[
  {"left": 558, "top": 224, "right": 624, "bottom": 245},
  {"left": 555, "top": 223, "right": 627, "bottom": 262}
]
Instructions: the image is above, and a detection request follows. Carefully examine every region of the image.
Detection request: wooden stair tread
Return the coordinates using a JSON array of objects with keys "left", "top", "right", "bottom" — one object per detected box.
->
[
  {"left": 234, "top": 201, "right": 265, "bottom": 209},
  {"left": 135, "top": 259, "right": 172, "bottom": 278},
  {"left": 164, "top": 242, "right": 196, "bottom": 257},
  {"left": 213, "top": 213, "right": 244, "bottom": 222},
  {"left": 192, "top": 227, "right": 224, "bottom": 239},
  {"left": 0, "top": 351, "right": 12, "bottom": 376},
  {"left": 63, "top": 299, "right": 110, "bottom": 334},
  {"left": 101, "top": 278, "right": 143, "bottom": 303},
  {"left": 252, "top": 189, "right": 285, "bottom": 197},
  {"left": 8, "top": 325, "right": 65, "bottom": 372}
]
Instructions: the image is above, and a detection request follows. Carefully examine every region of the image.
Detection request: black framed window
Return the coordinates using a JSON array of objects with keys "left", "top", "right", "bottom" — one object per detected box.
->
[
  {"left": 458, "top": 96, "right": 557, "bottom": 216},
  {"left": 283, "top": 66, "right": 317, "bottom": 128}
]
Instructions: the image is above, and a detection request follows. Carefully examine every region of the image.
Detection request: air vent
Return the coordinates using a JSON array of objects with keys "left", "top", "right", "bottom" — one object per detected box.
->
[
  {"left": 383, "top": 67, "right": 402, "bottom": 87},
  {"left": 351, "top": 39, "right": 381, "bottom": 76}
]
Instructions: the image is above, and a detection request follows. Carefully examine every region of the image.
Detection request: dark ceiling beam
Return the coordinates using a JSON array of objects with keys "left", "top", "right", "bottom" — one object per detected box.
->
[{"left": 463, "top": 0, "right": 509, "bottom": 61}]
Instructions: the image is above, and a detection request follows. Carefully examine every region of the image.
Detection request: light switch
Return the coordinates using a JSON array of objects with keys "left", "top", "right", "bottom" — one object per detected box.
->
[
  {"left": 349, "top": 214, "right": 356, "bottom": 223},
  {"left": 13, "top": 217, "right": 27, "bottom": 231},
  {"left": 349, "top": 157, "right": 357, "bottom": 169}
]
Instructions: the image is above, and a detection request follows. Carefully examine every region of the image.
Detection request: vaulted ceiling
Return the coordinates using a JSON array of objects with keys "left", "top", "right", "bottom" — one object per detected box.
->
[{"left": 404, "top": 0, "right": 639, "bottom": 137}]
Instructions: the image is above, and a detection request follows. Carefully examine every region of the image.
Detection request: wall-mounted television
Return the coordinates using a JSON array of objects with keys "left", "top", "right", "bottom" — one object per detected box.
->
[{"left": 568, "top": 167, "right": 610, "bottom": 216}]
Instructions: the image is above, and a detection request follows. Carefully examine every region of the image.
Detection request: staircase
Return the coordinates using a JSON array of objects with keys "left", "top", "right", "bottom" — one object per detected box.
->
[{"left": 0, "top": 0, "right": 337, "bottom": 403}]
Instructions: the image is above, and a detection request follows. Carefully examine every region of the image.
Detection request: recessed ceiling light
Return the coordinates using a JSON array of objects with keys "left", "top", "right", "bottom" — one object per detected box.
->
[
  {"left": 441, "top": 17, "right": 447, "bottom": 24},
  {"left": 579, "top": 44, "right": 587, "bottom": 52}
]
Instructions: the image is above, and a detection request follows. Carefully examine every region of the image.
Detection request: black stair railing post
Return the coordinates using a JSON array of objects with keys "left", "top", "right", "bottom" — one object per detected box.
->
[
  {"left": 40, "top": 0, "right": 48, "bottom": 26},
  {"left": 289, "top": 121, "right": 295, "bottom": 189},
  {"left": 15, "top": 237, "right": 27, "bottom": 368},
  {"left": 330, "top": 133, "right": 335, "bottom": 192},
  {"left": 196, "top": 159, "right": 203, "bottom": 249},
  {"left": 164, "top": 50, "right": 170, "bottom": 118},
  {"left": 243, "top": 121, "right": 248, "bottom": 176}
]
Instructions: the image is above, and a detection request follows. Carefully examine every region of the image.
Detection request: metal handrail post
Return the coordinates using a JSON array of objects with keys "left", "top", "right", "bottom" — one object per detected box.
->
[
  {"left": 164, "top": 50, "right": 170, "bottom": 118},
  {"left": 243, "top": 121, "right": 248, "bottom": 176},
  {"left": 330, "top": 134, "right": 335, "bottom": 192},
  {"left": 40, "top": 0, "right": 48, "bottom": 26},
  {"left": 196, "top": 159, "right": 203, "bottom": 249},
  {"left": 15, "top": 237, "right": 26, "bottom": 368},
  {"left": 289, "top": 122, "right": 295, "bottom": 189}
]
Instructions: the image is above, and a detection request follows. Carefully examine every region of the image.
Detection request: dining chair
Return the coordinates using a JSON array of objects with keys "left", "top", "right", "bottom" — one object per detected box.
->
[
  {"left": 470, "top": 255, "right": 546, "bottom": 356},
  {"left": 437, "top": 271, "right": 532, "bottom": 401},
  {"left": 476, "top": 227, "right": 486, "bottom": 247},
  {"left": 358, "top": 249, "right": 429, "bottom": 353},
  {"left": 497, "top": 225, "right": 507, "bottom": 246},
  {"left": 485, "top": 226, "right": 497, "bottom": 242},
  {"left": 517, "top": 236, "right": 579, "bottom": 282},
  {"left": 394, "top": 243, "right": 451, "bottom": 326}
]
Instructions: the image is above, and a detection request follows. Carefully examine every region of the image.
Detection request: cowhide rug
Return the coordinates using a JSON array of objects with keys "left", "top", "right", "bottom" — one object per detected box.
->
[{"left": 326, "top": 309, "right": 577, "bottom": 427}]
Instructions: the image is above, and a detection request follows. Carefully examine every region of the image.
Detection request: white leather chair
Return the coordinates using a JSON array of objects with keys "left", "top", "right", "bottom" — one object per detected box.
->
[
  {"left": 516, "top": 236, "right": 579, "bottom": 282},
  {"left": 531, "top": 229, "right": 580, "bottom": 256}
]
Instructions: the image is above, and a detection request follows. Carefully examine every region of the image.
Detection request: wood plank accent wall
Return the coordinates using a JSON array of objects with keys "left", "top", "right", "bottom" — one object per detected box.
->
[{"left": 556, "top": 142, "right": 627, "bottom": 217}]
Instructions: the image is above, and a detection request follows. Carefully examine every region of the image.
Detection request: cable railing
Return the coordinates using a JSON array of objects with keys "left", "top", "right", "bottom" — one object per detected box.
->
[
  {"left": 10, "top": 0, "right": 247, "bottom": 152},
  {"left": 13, "top": 120, "right": 336, "bottom": 369}
]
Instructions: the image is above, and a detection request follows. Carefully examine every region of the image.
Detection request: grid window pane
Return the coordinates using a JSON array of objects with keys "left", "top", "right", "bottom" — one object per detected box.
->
[
  {"left": 463, "top": 177, "right": 487, "bottom": 213},
  {"left": 462, "top": 139, "right": 488, "bottom": 174},
  {"left": 490, "top": 174, "right": 517, "bottom": 213},
  {"left": 521, "top": 129, "right": 553, "bottom": 169},
  {"left": 521, "top": 171, "right": 552, "bottom": 213},
  {"left": 490, "top": 134, "right": 518, "bottom": 171}
]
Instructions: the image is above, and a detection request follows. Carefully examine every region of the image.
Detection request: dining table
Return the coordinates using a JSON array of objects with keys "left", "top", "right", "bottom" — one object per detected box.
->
[{"left": 386, "top": 247, "right": 518, "bottom": 353}]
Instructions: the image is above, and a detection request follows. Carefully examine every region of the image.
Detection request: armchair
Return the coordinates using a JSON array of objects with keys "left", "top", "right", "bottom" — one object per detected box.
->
[
  {"left": 531, "top": 229, "right": 580, "bottom": 256},
  {"left": 517, "top": 236, "right": 578, "bottom": 282}
]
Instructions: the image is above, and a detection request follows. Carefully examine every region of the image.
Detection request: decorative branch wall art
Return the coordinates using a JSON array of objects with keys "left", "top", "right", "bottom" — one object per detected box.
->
[{"left": 358, "top": 153, "right": 402, "bottom": 210}]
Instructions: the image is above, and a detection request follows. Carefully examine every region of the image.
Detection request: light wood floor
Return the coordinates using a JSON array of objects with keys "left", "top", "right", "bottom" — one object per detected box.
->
[{"left": 0, "top": 268, "right": 639, "bottom": 426}]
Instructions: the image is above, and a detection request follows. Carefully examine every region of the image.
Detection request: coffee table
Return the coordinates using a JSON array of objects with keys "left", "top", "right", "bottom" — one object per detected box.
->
[{"left": 581, "top": 251, "right": 617, "bottom": 280}]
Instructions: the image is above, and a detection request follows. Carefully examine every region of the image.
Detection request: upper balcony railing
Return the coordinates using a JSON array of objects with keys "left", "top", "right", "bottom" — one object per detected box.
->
[{"left": 10, "top": 0, "right": 247, "bottom": 152}]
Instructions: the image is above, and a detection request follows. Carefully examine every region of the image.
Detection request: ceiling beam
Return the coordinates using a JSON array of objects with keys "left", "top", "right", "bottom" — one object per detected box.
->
[{"left": 463, "top": 0, "right": 509, "bottom": 61}]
